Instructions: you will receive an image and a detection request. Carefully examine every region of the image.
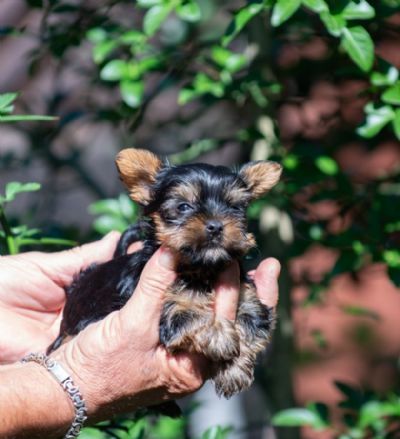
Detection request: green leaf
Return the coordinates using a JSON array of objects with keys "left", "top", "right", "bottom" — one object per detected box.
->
[
  {"left": 92, "top": 40, "right": 118, "bottom": 64},
  {"left": 211, "top": 46, "right": 247, "bottom": 73},
  {"left": 315, "top": 156, "right": 339, "bottom": 175},
  {"left": 18, "top": 237, "right": 77, "bottom": 248},
  {"left": 357, "top": 105, "right": 395, "bottom": 138},
  {"left": 341, "top": 305, "right": 380, "bottom": 320},
  {"left": 100, "top": 60, "right": 128, "bottom": 81},
  {"left": 302, "top": 0, "right": 328, "bottom": 13},
  {"left": 283, "top": 154, "right": 299, "bottom": 170},
  {"left": 80, "top": 427, "right": 108, "bottom": 439},
  {"left": 0, "top": 105, "right": 14, "bottom": 115},
  {"left": 137, "top": 0, "right": 163, "bottom": 6},
  {"left": 143, "top": 4, "right": 172, "bottom": 36},
  {"left": 341, "top": 26, "right": 374, "bottom": 72},
  {"left": 320, "top": 12, "right": 346, "bottom": 37},
  {"left": 89, "top": 199, "right": 122, "bottom": 216},
  {"left": 382, "top": 83, "right": 400, "bottom": 105},
  {"left": 86, "top": 28, "right": 107, "bottom": 44},
  {"left": 0, "top": 93, "right": 18, "bottom": 111},
  {"left": 271, "top": 0, "right": 302, "bottom": 27},
  {"left": 309, "top": 224, "right": 323, "bottom": 240},
  {"left": 120, "top": 30, "right": 146, "bottom": 45},
  {"left": 222, "top": 3, "right": 265, "bottom": 46},
  {"left": 5, "top": 182, "right": 41, "bottom": 202},
  {"left": 272, "top": 408, "right": 327, "bottom": 429},
  {"left": 201, "top": 426, "right": 232, "bottom": 439},
  {"left": 393, "top": 108, "right": 400, "bottom": 139},
  {"left": 371, "top": 66, "right": 399, "bottom": 86},
  {"left": 93, "top": 215, "right": 129, "bottom": 235},
  {"left": 12, "top": 226, "right": 40, "bottom": 238},
  {"left": 120, "top": 81, "right": 144, "bottom": 108},
  {"left": 176, "top": 1, "right": 202, "bottom": 23},
  {"left": 0, "top": 115, "right": 56, "bottom": 122},
  {"left": 359, "top": 401, "right": 400, "bottom": 429},
  {"left": 178, "top": 88, "right": 199, "bottom": 105},
  {"left": 383, "top": 249, "right": 400, "bottom": 268},
  {"left": 342, "top": 0, "right": 375, "bottom": 20},
  {"left": 385, "top": 219, "right": 400, "bottom": 233},
  {"left": 151, "top": 417, "right": 185, "bottom": 439},
  {"left": 119, "top": 195, "right": 137, "bottom": 220}
]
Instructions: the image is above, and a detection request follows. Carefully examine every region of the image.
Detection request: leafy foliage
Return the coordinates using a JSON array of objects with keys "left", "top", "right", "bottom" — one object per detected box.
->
[
  {"left": 273, "top": 382, "right": 400, "bottom": 438},
  {"left": 0, "top": 181, "right": 75, "bottom": 254},
  {"left": 2, "top": 0, "right": 400, "bottom": 437}
]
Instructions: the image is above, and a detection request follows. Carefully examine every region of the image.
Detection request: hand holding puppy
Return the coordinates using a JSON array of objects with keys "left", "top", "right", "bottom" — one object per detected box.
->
[{"left": 0, "top": 238, "right": 280, "bottom": 436}]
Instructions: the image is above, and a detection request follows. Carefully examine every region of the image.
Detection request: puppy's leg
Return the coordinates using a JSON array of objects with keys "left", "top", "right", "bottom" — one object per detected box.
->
[
  {"left": 114, "top": 220, "right": 149, "bottom": 257},
  {"left": 160, "top": 289, "right": 239, "bottom": 361},
  {"left": 213, "top": 282, "right": 275, "bottom": 398}
]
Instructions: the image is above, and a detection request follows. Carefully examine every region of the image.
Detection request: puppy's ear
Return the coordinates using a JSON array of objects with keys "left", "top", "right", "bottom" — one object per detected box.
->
[
  {"left": 239, "top": 161, "right": 282, "bottom": 199},
  {"left": 115, "top": 148, "right": 162, "bottom": 205}
]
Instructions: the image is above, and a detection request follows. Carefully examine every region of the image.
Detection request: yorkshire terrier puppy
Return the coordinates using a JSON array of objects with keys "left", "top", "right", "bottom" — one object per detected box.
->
[{"left": 48, "top": 148, "right": 282, "bottom": 405}]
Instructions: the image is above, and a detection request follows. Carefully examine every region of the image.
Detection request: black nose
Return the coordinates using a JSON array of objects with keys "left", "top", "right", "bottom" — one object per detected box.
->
[{"left": 206, "top": 220, "right": 223, "bottom": 236}]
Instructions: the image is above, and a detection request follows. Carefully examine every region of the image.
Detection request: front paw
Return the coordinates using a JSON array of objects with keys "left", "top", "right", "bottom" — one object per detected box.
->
[
  {"left": 160, "top": 309, "right": 201, "bottom": 353},
  {"left": 213, "top": 358, "right": 254, "bottom": 398},
  {"left": 198, "top": 319, "right": 240, "bottom": 361}
]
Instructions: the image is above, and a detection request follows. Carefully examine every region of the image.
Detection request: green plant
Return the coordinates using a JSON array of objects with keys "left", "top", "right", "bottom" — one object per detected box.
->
[
  {"left": 273, "top": 382, "right": 400, "bottom": 438},
  {"left": 0, "top": 181, "right": 76, "bottom": 255},
  {"left": 3, "top": 0, "right": 400, "bottom": 437}
]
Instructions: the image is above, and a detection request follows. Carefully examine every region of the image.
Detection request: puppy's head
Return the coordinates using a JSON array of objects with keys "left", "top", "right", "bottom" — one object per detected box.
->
[{"left": 116, "top": 148, "right": 282, "bottom": 266}]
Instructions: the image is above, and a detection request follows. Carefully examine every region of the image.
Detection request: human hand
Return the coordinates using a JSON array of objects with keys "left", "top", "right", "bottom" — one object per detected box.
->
[
  {"left": 0, "top": 232, "right": 121, "bottom": 364},
  {"left": 52, "top": 247, "right": 280, "bottom": 422}
]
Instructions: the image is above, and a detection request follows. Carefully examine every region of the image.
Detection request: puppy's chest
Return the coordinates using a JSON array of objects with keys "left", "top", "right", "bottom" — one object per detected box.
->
[{"left": 166, "top": 276, "right": 217, "bottom": 311}]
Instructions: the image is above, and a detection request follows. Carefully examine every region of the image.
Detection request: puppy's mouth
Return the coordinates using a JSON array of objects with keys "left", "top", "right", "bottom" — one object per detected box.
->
[{"left": 179, "top": 241, "right": 231, "bottom": 265}]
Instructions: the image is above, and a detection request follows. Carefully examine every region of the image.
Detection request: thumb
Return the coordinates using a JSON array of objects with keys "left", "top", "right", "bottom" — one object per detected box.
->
[
  {"left": 123, "top": 247, "right": 176, "bottom": 320},
  {"left": 28, "top": 231, "right": 121, "bottom": 286},
  {"left": 66, "top": 231, "right": 121, "bottom": 268}
]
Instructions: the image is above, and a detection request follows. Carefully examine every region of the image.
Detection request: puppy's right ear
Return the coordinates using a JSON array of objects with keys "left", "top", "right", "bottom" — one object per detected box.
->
[{"left": 115, "top": 148, "right": 162, "bottom": 205}]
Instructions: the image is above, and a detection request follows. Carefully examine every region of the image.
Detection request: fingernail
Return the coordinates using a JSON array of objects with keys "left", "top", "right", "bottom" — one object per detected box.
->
[
  {"left": 268, "top": 259, "right": 281, "bottom": 276},
  {"left": 158, "top": 247, "right": 175, "bottom": 270}
]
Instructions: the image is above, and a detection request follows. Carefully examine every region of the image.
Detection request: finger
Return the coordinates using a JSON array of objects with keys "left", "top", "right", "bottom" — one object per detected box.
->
[
  {"left": 253, "top": 258, "right": 280, "bottom": 308},
  {"left": 123, "top": 247, "right": 176, "bottom": 319},
  {"left": 127, "top": 241, "right": 143, "bottom": 254},
  {"left": 67, "top": 231, "right": 121, "bottom": 268},
  {"left": 214, "top": 261, "right": 240, "bottom": 321},
  {"left": 27, "top": 232, "right": 121, "bottom": 286}
]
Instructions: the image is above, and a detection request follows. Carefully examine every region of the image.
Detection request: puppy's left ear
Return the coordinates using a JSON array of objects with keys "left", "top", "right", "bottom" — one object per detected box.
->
[{"left": 239, "top": 161, "right": 282, "bottom": 199}]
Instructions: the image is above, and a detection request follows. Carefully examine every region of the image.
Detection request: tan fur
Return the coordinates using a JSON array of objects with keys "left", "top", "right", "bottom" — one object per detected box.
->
[
  {"left": 169, "top": 182, "right": 200, "bottom": 204},
  {"left": 115, "top": 148, "right": 162, "bottom": 204},
  {"left": 224, "top": 186, "right": 251, "bottom": 205},
  {"left": 163, "top": 287, "right": 240, "bottom": 361},
  {"left": 240, "top": 161, "right": 282, "bottom": 198},
  {"left": 223, "top": 221, "right": 255, "bottom": 255},
  {"left": 213, "top": 283, "right": 276, "bottom": 398},
  {"left": 152, "top": 213, "right": 208, "bottom": 255},
  {"left": 153, "top": 212, "right": 255, "bottom": 260}
]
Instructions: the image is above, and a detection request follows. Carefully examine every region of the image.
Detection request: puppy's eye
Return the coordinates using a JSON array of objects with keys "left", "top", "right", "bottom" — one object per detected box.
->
[
  {"left": 231, "top": 205, "right": 243, "bottom": 212},
  {"left": 177, "top": 202, "right": 194, "bottom": 213}
]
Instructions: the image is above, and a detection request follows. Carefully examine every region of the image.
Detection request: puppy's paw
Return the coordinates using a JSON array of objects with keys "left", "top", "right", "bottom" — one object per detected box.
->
[
  {"left": 195, "top": 319, "right": 240, "bottom": 361},
  {"left": 160, "top": 309, "right": 200, "bottom": 353},
  {"left": 213, "top": 360, "right": 254, "bottom": 398}
]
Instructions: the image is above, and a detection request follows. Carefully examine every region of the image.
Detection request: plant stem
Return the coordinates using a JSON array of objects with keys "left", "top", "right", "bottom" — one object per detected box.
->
[{"left": 0, "top": 207, "right": 18, "bottom": 255}]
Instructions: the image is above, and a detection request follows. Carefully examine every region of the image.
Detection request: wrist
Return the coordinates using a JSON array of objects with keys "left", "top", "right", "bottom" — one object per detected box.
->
[
  {"left": 0, "top": 362, "right": 74, "bottom": 438},
  {"left": 51, "top": 322, "right": 165, "bottom": 422}
]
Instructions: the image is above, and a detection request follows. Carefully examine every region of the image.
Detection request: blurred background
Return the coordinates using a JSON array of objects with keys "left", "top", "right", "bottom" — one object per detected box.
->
[{"left": 1, "top": 0, "right": 400, "bottom": 438}]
